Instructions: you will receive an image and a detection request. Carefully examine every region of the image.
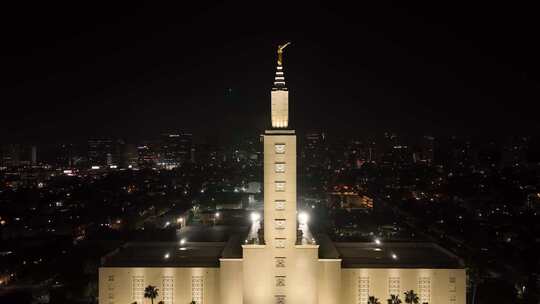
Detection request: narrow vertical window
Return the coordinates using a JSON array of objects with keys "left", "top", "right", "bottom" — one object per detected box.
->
[
  {"left": 388, "top": 277, "right": 400, "bottom": 297},
  {"left": 132, "top": 276, "right": 144, "bottom": 303},
  {"left": 192, "top": 276, "right": 204, "bottom": 304},
  {"left": 162, "top": 276, "right": 174, "bottom": 304},
  {"left": 418, "top": 277, "right": 430, "bottom": 304},
  {"left": 358, "top": 277, "right": 369, "bottom": 304}
]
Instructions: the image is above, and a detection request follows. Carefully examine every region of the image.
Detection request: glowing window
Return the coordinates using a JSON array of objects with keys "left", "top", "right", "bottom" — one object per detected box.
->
[
  {"left": 275, "top": 238, "right": 286, "bottom": 248},
  {"left": 162, "top": 276, "right": 174, "bottom": 304},
  {"left": 275, "top": 162, "right": 286, "bottom": 173},
  {"left": 276, "top": 276, "right": 286, "bottom": 287},
  {"left": 275, "top": 181, "right": 285, "bottom": 192},
  {"left": 274, "top": 219, "right": 286, "bottom": 229},
  {"left": 388, "top": 277, "right": 400, "bottom": 297},
  {"left": 191, "top": 276, "right": 204, "bottom": 304},
  {"left": 275, "top": 257, "right": 286, "bottom": 268},
  {"left": 449, "top": 277, "right": 456, "bottom": 292},
  {"left": 132, "top": 276, "right": 144, "bottom": 303},
  {"left": 275, "top": 144, "right": 286, "bottom": 154},
  {"left": 418, "top": 277, "right": 431, "bottom": 304},
  {"left": 358, "top": 277, "right": 369, "bottom": 304}
]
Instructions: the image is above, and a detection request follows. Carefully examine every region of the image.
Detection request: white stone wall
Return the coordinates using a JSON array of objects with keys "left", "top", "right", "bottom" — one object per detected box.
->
[
  {"left": 98, "top": 267, "right": 219, "bottom": 304},
  {"left": 263, "top": 133, "right": 297, "bottom": 245},
  {"left": 340, "top": 268, "right": 466, "bottom": 304},
  {"left": 271, "top": 91, "right": 289, "bottom": 128},
  {"left": 99, "top": 264, "right": 466, "bottom": 304},
  {"left": 219, "top": 259, "right": 243, "bottom": 304}
]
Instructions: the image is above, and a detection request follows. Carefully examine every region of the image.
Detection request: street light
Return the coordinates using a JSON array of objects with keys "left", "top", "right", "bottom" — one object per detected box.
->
[
  {"left": 374, "top": 238, "right": 381, "bottom": 245},
  {"left": 298, "top": 212, "right": 309, "bottom": 224},
  {"left": 250, "top": 212, "right": 260, "bottom": 222}
]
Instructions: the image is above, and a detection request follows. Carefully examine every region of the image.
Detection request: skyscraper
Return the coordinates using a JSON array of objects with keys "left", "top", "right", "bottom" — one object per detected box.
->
[
  {"left": 88, "top": 139, "right": 118, "bottom": 167},
  {"left": 158, "top": 132, "right": 193, "bottom": 169}
]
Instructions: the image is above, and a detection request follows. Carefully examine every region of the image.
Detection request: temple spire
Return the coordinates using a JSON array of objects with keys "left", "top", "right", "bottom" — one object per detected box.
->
[
  {"left": 273, "top": 42, "right": 291, "bottom": 89},
  {"left": 271, "top": 42, "right": 291, "bottom": 128}
]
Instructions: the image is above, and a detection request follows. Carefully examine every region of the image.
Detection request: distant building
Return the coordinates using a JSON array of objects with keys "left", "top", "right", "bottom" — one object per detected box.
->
[
  {"left": 121, "top": 143, "right": 139, "bottom": 168},
  {"left": 414, "top": 135, "right": 434, "bottom": 165},
  {"left": 0, "top": 144, "right": 20, "bottom": 167},
  {"left": 56, "top": 143, "right": 74, "bottom": 168},
  {"left": 328, "top": 185, "right": 374, "bottom": 211},
  {"left": 302, "top": 132, "right": 326, "bottom": 169},
  {"left": 0, "top": 144, "right": 37, "bottom": 167},
  {"left": 158, "top": 132, "right": 193, "bottom": 169},
  {"left": 195, "top": 143, "right": 225, "bottom": 166},
  {"left": 88, "top": 139, "right": 120, "bottom": 167},
  {"left": 137, "top": 142, "right": 158, "bottom": 168}
]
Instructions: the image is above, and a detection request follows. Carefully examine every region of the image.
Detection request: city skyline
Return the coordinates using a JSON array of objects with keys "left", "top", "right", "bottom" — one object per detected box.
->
[
  {"left": 2, "top": 2, "right": 540, "bottom": 143},
  {"left": 2, "top": 3, "right": 540, "bottom": 303}
]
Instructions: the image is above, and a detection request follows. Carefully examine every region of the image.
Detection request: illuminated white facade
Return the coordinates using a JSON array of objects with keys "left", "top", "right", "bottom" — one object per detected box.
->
[
  {"left": 271, "top": 66, "right": 289, "bottom": 128},
  {"left": 99, "top": 50, "right": 466, "bottom": 304}
]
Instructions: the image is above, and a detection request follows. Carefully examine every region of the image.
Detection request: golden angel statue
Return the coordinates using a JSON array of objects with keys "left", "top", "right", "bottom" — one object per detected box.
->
[{"left": 277, "top": 42, "right": 291, "bottom": 66}]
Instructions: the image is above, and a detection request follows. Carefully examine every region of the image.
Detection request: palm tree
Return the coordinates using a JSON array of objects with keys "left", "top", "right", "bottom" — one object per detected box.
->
[
  {"left": 368, "top": 295, "right": 381, "bottom": 304},
  {"left": 387, "top": 294, "right": 402, "bottom": 304},
  {"left": 404, "top": 290, "right": 419, "bottom": 304},
  {"left": 467, "top": 260, "right": 485, "bottom": 304},
  {"left": 144, "top": 285, "right": 159, "bottom": 304}
]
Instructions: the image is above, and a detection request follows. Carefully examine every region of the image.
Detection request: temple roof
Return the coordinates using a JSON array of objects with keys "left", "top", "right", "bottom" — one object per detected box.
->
[
  {"left": 101, "top": 226, "right": 463, "bottom": 269},
  {"left": 332, "top": 242, "right": 464, "bottom": 269}
]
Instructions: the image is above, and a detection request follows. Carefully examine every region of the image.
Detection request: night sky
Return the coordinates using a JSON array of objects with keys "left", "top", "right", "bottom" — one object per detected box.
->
[{"left": 2, "top": 2, "right": 540, "bottom": 143}]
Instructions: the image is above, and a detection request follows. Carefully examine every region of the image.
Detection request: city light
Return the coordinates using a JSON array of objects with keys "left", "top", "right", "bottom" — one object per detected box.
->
[
  {"left": 215, "top": 212, "right": 220, "bottom": 218},
  {"left": 164, "top": 252, "right": 170, "bottom": 259},
  {"left": 391, "top": 253, "right": 398, "bottom": 260},
  {"left": 250, "top": 212, "right": 260, "bottom": 222},
  {"left": 177, "top": 217, "right": 183, "bottom": 223},
  {"left": 374, "top": 238, "right": 381, "bottom": 245},
  {"left": 298, "top": 212, "right": 309, "bottom": 224},
  {"left": 180, "top": 238, "right": 186, "bottom": 245}
]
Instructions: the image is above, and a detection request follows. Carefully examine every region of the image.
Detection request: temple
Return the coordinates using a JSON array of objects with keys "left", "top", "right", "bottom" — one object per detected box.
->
[{"left": 98, "top": 45, "right": 466, "bottom": 304}]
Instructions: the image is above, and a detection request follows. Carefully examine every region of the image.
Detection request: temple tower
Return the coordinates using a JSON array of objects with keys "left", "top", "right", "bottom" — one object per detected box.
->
[{"left": 241, "top": 43, "right": 319, "bottom": 304}]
